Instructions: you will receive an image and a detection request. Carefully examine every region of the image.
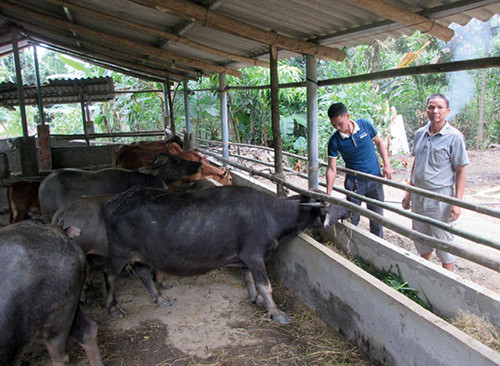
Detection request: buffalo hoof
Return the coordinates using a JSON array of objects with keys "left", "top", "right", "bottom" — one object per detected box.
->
[
  {"left": 159, "top": 281, "right": 173, "bottom": 290},
  {"left": 255, "top": 295, "right": 266, "bottom": 308},
  {"left": 109, "top": 305, "right": 127, "bottom": 318},
  {"left": 110, "top": 310, "right": 123, "bottom": 319},
  {"left": 159, "top": 297, "right": 174, "bottom": 308},
  {"left": 271, "top": 313, "right": 291, "bottom": 325}
]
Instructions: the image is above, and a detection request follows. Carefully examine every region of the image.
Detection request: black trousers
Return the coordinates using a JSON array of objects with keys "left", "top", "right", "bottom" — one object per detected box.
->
[{"left": 344, "top": 175, "right": 384, "bottom": 238}]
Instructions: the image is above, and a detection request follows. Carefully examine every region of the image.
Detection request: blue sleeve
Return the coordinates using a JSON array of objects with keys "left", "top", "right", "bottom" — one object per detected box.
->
[
  {"left": 327, "top": 135, "right": 339, "bottom": 158},
  {"left": 367, "top": 119, "right": 379, "bottom": 138},
  {"left": 357, "top": 119, "right": 378, "bottom": 138}
]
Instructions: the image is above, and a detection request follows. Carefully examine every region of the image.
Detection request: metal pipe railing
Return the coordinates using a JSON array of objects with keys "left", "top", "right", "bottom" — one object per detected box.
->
[
  {"left": 198, "top": 147, "right": 500, "bottom": 273},
  {"left": 211, "top": 149, "right": 500, "bottom": 251},
  {"left": 198, "top": 139, "right": 500, "bottom": 218}
]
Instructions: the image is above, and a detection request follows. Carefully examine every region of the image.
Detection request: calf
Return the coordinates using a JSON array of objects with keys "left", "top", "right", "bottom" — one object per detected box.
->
[
  {"left": 7, "top": 180, "right": 41, "bottom": 223},
  {"left": 0, "top": 221, "right": 103, "bottom": 366},
  {"left": 103, "top": 185, "right": 349, "bottom": 324},
  {"left": 39, "top": 152, "right": 201, "bottom": 222}
]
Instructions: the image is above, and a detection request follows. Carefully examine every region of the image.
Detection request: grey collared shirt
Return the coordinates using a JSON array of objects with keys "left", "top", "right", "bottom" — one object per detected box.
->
[{"left": 411, "top": 122, "right": 469, "bottom": 190}]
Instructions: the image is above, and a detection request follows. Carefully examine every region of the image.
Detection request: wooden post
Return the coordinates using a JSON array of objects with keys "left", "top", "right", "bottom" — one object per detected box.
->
[
  {"left": 220, "top": 73, "right": 229, "bottom": 164},
  {"left": 183, "top": 78, "right": 194, "bottom": 150},
  {"left": 162, "top": 82, "right": 170, "bottom": 136},
  {"left": 12, "top": 31, "right": 38, "bottom": 176},
  {"left": 33, "top": 46, "right": 45, "bottom": 125},
  {"left": 37, "top": 124, "right": 52, "bottom": 171},
  {"left": 306, "top": 55, "right": 319, "bottom": 191},
  {"left": 166, "top": 78, "right": 176, "bottom": 136},
  {"left": 11, "top": 30, "right": 28, "bottom": 137},
  {"left": 270, "top": 44, "right": 285, "bottom": 197},
  {"left": 33, "top": 45, "right": 52, "bottom": 171},
  {"left": 80, "top": 92, "right": 90, "bottom": 146}
]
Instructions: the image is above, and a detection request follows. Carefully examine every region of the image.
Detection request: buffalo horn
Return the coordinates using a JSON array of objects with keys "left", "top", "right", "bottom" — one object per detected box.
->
[{"left": 297, "top": 202, "right": 329, "bottom": 208}]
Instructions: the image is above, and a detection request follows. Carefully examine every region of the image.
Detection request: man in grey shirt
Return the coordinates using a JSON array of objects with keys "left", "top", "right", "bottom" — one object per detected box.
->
[{"left": 402, "top": 93, "right": 469, "bottom": 271}]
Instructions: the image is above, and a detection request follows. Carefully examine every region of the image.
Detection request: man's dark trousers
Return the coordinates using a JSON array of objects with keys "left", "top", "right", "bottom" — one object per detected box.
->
[{"left": 344, "top": 174, "right": 384, "bottom": 238}]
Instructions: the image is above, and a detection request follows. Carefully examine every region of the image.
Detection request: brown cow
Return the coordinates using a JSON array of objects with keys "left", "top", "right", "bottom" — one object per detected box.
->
[
  {"left": 113, "top": 141, "right": 232, "bottom": 186},
  {"left": 7, "top": 181, "right": 41, "bottom": 224}
]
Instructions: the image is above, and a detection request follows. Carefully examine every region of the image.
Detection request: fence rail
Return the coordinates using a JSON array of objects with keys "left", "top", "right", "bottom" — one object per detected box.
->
[{"left": 197, "top": 144, "right": 500, "bottom": 273}]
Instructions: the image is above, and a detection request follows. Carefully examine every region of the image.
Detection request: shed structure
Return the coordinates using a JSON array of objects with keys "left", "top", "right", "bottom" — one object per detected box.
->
[
  {"left": 0, "top": 2, "right": 500, "bottom": 365},
  {"left": 0, "top": 0, "right": 499, "bottom": 79},
  {"left": 1, "top": 0, "right": 499, "bottom": 180}
]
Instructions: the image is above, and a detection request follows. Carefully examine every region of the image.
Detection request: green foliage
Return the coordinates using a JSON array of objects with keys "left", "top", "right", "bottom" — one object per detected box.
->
[
  {"left": 355, "top": 258, "right": 432, "bottom": 311},
  {"left": 293, "top": 136, "right": 307, "bottom": 154}
]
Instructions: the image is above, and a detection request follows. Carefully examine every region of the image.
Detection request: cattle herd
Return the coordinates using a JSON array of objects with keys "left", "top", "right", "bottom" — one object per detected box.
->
[{"left": 0, "top": 137, "right": 349, "bottom": 365}]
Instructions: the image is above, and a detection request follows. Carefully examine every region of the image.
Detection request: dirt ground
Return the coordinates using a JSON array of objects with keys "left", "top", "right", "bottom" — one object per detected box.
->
[
  {"left": 9, "top": 148, "right": 500, "bottom": 366},
  {"left": 17, "top": 259, "right": 371, "bottom": 366}
]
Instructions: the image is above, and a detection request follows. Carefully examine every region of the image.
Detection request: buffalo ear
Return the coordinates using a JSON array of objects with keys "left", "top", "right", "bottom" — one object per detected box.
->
[
  {"left": 64, "top": 226, "right": 82, "bottom": 239},
  {"left": 138, "top": 166, "right": 159, "bottom": 176}
]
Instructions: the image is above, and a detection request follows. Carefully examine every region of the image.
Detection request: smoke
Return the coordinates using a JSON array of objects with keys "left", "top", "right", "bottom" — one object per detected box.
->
[{"left": 445, "top": 18, "right": 493, "bottom": 121}]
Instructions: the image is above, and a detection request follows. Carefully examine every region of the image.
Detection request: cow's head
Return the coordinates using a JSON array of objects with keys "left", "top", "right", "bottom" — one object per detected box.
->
[
  {"left": 212, "top": 169, "right": 233, "bottom": 186},
  {"left": 138, "top": 152, "right": 202, "bottom": 183}
]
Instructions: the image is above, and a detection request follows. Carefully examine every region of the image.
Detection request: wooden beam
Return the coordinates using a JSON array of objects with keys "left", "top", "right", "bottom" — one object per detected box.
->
[
  {"left": 71, "top": 37, "right": 201, "bottom": 78},
  {"left": 224, "top": 57, "right": 500, "bottom": 90},
  {"left": 41, "top": 0, "right": 269, "bottom": 68},
  {"left": 131, "top": 0, "right": 346, "bottom": 61},
  {"left": 346, "top": 0, "right": 455, "bottom": 42},
  {"left": 318, "top": 57, "right": 500, "bottom": 87},
  {"left": 11, "top": 17, "right": 197, "bottom": 80},
  {"left": 0, "top": 1, "right": 243, "bottom": 77},
  {"left": 82, "top": 41, "right": 203, "bottom": 78},
  {"left": 38, "top": 42, "right": 171, "bottom": 83}
]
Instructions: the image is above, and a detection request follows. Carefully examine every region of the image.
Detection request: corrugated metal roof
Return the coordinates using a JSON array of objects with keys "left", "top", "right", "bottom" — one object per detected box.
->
[
  {"left": 0, "top": 76, "right": 115, "bottom": 107},
  {"left": 0, "top": 0, "right": 498, "bottom": 81}
]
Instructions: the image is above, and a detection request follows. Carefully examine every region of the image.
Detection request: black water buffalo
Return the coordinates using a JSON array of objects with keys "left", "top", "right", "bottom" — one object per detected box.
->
[
  {"left": 103, "top": 185, "right": 349, "bottom": 324},
  {"left": 52, "top": 194, "right": 112, "bottom": 258},
  {"left": 51, "top": 178, "right": 217, "bottom": 264},
  {"left": 39, "top": 152, "right": 202, "bottom": 222},
  {"left": 0, "top": 221, "right": 103, "bottom": 366},
  {"left": 51, "top": 179, "right": 218, "bottom": 293}
]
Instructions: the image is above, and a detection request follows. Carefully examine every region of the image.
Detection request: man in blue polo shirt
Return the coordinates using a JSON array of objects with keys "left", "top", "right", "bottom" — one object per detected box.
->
[{"left": 326, "top": 102, "right": 392, "bottom": 238}]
